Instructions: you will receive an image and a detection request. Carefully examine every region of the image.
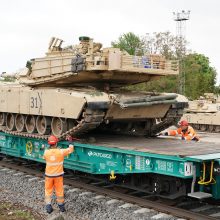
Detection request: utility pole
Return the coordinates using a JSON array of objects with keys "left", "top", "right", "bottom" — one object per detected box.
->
[{"left": 173, "top": 10, "right": 190, "bottom": 95}]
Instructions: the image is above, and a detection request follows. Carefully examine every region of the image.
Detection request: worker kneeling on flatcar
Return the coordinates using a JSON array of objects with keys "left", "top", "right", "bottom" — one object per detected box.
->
[
  {"left": 161, "top": 120, "right": 200, "bottom": 142},
  {"left": 43, "top": 135, "right": 73, "bottom": 214}
]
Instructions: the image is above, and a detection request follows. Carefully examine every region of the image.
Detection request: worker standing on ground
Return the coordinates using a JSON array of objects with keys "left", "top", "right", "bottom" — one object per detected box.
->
[
  {"left": 161, "top": 120, "right": 200, "bottom": 141},
  {"left": 43, "top": 135, "right": 74, "bottom": 214}
]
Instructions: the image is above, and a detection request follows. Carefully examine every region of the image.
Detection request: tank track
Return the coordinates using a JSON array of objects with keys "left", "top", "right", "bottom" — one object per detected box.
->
[
  {"left": 0, "top": 109, "right": 105, "bottom": 140},
  {"left": 150, "top": 107, "right": 182, "bottom": 136},
  {"left": 0, "top": 107, "right": 183, "bottom": 140},
  {"left": 190, "top": 123, "right": 220, "bottom": 133},
  {"left": 150, "top": 118, "right": 178, "bottom": 136},
  {"left": 98, "top": 107, "right": 182, "bottom": 137}
]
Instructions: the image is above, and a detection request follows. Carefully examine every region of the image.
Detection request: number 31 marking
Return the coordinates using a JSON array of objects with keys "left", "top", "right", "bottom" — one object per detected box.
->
[{"left": 30, "top": 97, "right": 39, "bottom": 108}]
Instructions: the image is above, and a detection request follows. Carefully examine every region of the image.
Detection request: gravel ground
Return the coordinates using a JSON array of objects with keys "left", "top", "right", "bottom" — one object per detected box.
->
[{"left": 0, "top": 166, "right": 181, "bottom": 220}]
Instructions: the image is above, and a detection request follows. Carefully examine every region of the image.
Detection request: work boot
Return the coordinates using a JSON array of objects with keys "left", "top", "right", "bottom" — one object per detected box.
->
[
  {"left": 58, "top": 203, "right": 66, "bottom": 212},
  {"left": 46, "top": 204, "right": 53, "bottom": 214}
]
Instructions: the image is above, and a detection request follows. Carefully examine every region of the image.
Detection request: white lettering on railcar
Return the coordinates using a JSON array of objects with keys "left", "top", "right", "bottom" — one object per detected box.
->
[{"left": 88, "top": 151, "right": 112, "bottom": 159}]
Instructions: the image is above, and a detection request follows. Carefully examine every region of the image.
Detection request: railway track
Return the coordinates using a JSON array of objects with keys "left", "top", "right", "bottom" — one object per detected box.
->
[{"left": 0, "top": 159, "right": 219, "bottom": 220}]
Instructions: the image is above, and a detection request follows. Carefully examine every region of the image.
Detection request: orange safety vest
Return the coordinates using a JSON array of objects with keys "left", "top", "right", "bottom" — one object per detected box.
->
[
  {"left": 43, "top": 146, "right": 73, "bottom": 177},
  {"left": 168, "top": 126, "right": 199, "bottom": 141}
]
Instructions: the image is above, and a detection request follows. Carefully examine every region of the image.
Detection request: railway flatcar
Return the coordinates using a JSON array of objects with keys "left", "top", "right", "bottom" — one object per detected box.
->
[{"left": 0, "top": 132, "right": 220, "bottom": 200}]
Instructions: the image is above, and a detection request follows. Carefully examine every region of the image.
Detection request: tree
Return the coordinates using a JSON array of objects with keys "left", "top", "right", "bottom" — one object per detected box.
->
[
  {"left": 184, "top": 54, "right": 217, "bottom": 99},
  {"left": 142, "top": 31, "right": 187, "bottom": 59},
  {"left": 112, "top": 32, "right": 217, "bottom": 99},
  {"left": 111, "top": 32, "right": 144, "bottom": 55}
]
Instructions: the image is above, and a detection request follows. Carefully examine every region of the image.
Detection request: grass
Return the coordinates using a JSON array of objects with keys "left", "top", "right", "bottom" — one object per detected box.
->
[{"left": 0, "top": 202, "right": 36, "bottom": 220}]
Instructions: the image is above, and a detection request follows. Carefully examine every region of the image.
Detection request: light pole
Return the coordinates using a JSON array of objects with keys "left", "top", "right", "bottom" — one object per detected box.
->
[{"left": 173, "top": 10, "right": 190, "bottom": 95}]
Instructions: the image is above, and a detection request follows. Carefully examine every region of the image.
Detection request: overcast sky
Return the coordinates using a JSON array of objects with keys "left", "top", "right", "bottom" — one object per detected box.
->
[{"left": 1, "top": 0, "right": 220, "bottom": 83}]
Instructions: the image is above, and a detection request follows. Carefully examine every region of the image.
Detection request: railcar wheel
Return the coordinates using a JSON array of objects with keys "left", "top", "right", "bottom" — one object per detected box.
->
[
  {"left": 51, "top": 117, "right": 67, "bottom": 137},
  {"left": 200, "top": 124, "right": 207, "bottom": 131},
  {"left": 15, "top": 114, "right": 26, "bottom": 132},
  {"left": 25, "top": 115, "right": 37, "bottom": 134},
  {"left": 36, "top": 116, "right": 51, "bottom": 135},
  {"left": 6, "top": 113, "right": 16, "bottom": 131}
]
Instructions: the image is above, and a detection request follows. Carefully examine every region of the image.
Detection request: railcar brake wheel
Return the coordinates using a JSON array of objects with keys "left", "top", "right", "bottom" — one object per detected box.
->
[{"left": 26, "top": 141, "right": 33, "bottom": 154}]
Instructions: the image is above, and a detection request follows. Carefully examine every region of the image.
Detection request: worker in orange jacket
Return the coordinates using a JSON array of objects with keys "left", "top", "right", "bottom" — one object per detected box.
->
[
  {"left": 161, "top": 120, "right": 200, "bottom": 141},
  {"left": 43, "top": 135, "right": 74, "bottom": 214}
]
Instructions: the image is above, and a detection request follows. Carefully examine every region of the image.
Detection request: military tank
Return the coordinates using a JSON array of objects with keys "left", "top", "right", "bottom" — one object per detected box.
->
[
  {"left": 0, "top": 36, "right": 188, "bottom": 139},
  {"left": 182, "top": 93, "right": 220, "bottom": 132}
]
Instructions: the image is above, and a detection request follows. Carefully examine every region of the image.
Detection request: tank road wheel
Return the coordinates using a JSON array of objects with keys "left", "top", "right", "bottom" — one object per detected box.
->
[
  {"left": 208, "top": 125, "right": 215, "bottom": 132},
  {"left": 15, "top": 114, "right": 26, "bottom": 132},
  {"left": 25, "top": 115, "right": 37, "bottom": 134},
  {"left": 0, "top": 112, "right": 6, "bottom": 126},
  {"left": 51, "top": 117, "right": 67, "bottom": 137},
  {"left": 6, "top": 113, "right": 16, "bottom": 131},
  {"left": 193, "top": 124, "right": 200, "bottom": 130},
  {"left": 215, "top": 125, "right": 220, "bottom": 132},
  {"left": 200, "top": 124, "right": 207, "bottom": 132},
  {"left": 36, "top": 116, "right": 51, "bottom": 135},
  {"left": 67, "top": 119, "right": 77, "bottom": 130}
]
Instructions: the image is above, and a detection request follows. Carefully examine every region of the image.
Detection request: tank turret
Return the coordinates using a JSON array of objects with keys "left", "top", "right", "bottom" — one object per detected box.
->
[
  {"left": 0, "top": 36, "right": 187, "bottom": 139},
  {"left": 18, "top": 36, "right": 179, "bottom": 88}
]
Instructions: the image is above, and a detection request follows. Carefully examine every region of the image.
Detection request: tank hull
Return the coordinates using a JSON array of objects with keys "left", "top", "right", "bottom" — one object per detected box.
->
[{"left": 0, "top": 83, "right": 187, "bottom": 138}]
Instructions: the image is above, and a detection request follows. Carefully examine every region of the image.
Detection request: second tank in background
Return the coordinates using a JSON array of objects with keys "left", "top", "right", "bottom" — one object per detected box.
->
[{"left": 183, "top": 93, "right": 220, "bottom": 132}]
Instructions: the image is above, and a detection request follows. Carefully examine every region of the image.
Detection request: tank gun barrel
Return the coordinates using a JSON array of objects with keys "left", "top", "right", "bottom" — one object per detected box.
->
[
  {"left": 120, "top": 94, "right": 178, "bottom": 105},
  {"left": 119, "top": 99, "right": 177, "bottom": 108}
]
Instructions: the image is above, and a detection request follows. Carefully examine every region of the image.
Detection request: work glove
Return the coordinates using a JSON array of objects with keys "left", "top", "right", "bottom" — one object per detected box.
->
[
  {"left": 66, "top": 135, "right": 73, "bottom": 142},
  {"left": 69, "top": 144, "right": 74, "bottom": 149}
]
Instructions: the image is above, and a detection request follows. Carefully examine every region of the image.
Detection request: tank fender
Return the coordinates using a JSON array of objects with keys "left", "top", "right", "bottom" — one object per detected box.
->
[{"left": 84, "top": 92, "right": 110, "bottom": 109}]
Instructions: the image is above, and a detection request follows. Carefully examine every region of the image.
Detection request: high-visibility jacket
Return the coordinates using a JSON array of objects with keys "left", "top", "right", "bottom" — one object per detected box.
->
[
  {"left": 168, "top": 126, "right": 199, "bottom": 141},
  {"left": 43, "top": 145, "right": 73, "bottom": 177}
]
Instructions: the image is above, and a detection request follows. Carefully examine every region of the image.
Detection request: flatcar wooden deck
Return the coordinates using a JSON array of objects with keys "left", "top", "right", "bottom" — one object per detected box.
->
[{"left": 90, "top": 135, "right": 220, "bottom": 157}]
